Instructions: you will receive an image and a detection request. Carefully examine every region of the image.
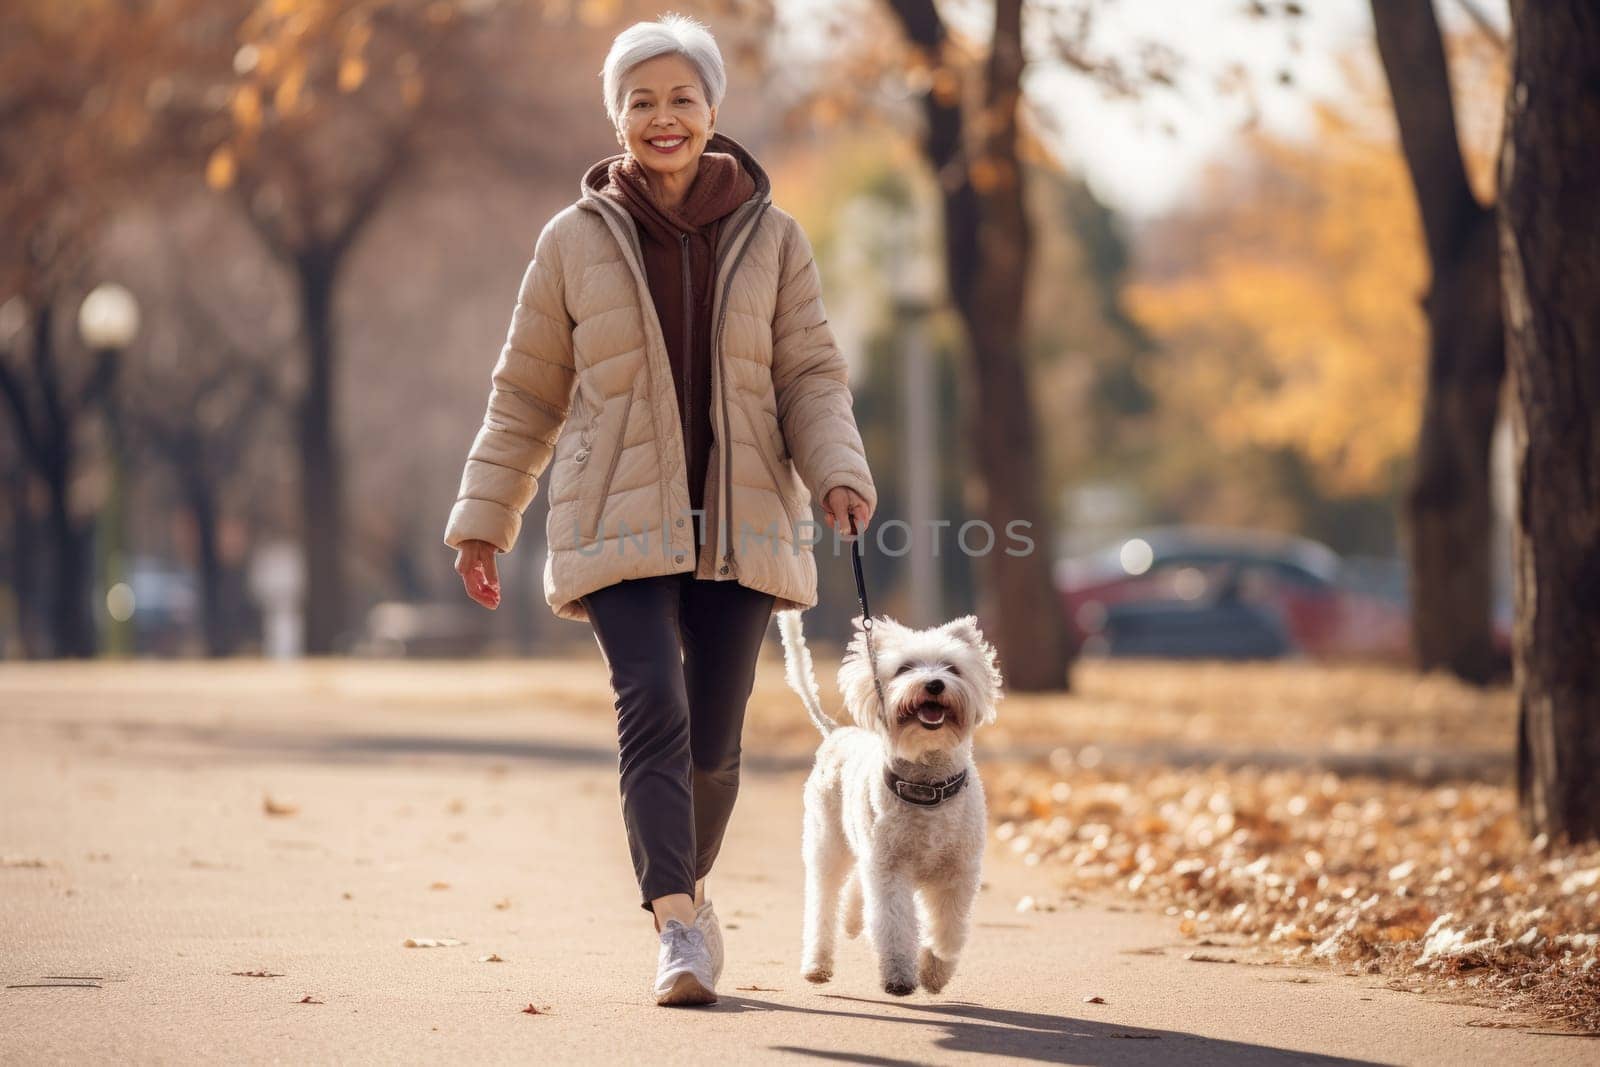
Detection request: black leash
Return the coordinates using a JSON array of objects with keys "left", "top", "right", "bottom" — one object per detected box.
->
[{"left": 847, "top": 515, "right": 891, "bottom": 721}]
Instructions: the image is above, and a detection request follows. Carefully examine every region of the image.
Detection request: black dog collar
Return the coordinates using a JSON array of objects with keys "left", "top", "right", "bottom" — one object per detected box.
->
[{"left": 884, "top": 766, "right": 969, "bottom": 807}]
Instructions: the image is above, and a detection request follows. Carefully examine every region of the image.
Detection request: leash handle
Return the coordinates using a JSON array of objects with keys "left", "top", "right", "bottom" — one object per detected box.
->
[{"left": 847, "top": 513, "right": 891, "bottom": 717}]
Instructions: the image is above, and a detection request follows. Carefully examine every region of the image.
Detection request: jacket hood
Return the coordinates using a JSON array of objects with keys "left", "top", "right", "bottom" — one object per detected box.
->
[{"left": 579, "top": 130, "right": 772, "bottom": 215}]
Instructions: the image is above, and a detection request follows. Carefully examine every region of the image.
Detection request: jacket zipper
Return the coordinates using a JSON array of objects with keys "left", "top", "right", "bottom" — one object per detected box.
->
[
  {"left": 679, "top": 232, "right": 693, "bottom": 552},
  {"left": 712, "top": 200, "right": 770, "bottom": 575}
]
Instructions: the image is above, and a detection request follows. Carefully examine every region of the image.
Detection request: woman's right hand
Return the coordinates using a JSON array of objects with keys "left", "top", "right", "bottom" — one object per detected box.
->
[{"left": 454, "top": 539, "right": 501, "bottom": 610}]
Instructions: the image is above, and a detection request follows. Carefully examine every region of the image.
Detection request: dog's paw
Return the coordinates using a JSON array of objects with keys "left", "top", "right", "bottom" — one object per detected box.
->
[
  {"left": 918, "top": 948, "right": 954, "bottom": 994},
  {"left": 881, "top": 960, "right": 918, "bottom": 996},
  {"left": 802, "top": 965, "right": 833, "bottom": 984}
]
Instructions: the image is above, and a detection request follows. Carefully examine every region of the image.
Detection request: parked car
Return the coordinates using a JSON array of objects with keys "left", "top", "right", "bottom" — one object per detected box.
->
[
  {"left": 122, "top": 556, "right": 200, "bottom": 656},
  {"left": 1054, "top": 526, "right": 1413, "bottom": 661}
]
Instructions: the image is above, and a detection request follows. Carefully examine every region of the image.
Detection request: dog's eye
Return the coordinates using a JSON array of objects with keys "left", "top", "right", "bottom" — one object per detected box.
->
[
  {"left": 947, "top": 665, "right": 961, "bottom": 677},
  {"left": 894, "top": 662, "right": 914, "bottom": 676}
]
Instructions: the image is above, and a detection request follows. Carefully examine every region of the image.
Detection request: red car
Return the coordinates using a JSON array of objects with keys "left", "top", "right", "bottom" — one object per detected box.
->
[{"left": 1053, "top": 526, "right": 1413, "bottom": 661}]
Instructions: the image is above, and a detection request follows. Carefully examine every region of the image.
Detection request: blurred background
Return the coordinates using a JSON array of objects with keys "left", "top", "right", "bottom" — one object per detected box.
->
[
  {"left": 10, "top": 2, "right": 1600, "bottom": 1032},
  {"left": 0, "top": 0, "right": 1512, "bottom": 681}
]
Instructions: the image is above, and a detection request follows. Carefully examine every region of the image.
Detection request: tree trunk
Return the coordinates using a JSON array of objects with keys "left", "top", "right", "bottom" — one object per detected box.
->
[
  {"left": 6, "top": 466, "right": 43, "bottom": 658},
  {"left": 27, "top": 304, "right": 98, "bottom": 659},
  {"left": 45, "top": 473, "right": 94, "bottom": 658},
  {"left": 1499, "top": 0, "right": 1600, "bottom": 841},
  {"left": 296, "top": 253, "right": 346, "bottom": 654},
  {"left": 1405, "top": 207, "right": 1505, "bottom": 683},
  {"left": 1371, "top": 0, "right": 1505, "bottom": 684},
  {"left": 886, "top": 0, "right": 1073, "bottom": 691},
  {"left": 183, "top": 470, "right": 231, "bottom": 658}
]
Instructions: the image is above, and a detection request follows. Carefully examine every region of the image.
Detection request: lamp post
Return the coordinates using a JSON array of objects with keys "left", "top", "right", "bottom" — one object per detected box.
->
[
  {"left": 78, "top": 283, "right": 141, "bottom": 657},
  {"left": 885, "top": 213, "right": 943, "bottom": 628}
]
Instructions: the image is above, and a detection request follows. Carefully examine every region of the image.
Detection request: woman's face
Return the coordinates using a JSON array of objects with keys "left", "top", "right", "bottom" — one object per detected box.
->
[{"left": 613, "top": 53, "right": 717, "bottom": 181}]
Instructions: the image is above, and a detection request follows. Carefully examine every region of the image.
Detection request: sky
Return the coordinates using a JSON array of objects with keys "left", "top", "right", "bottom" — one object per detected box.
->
[{"left": 781, "top": 0, "right": 1509, "bottom": 221}]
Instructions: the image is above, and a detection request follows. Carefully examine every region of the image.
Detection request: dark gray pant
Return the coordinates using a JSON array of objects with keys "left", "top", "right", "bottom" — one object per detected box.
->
[{"left": 580, "top": 574, "right": 775, "bottom": 912}]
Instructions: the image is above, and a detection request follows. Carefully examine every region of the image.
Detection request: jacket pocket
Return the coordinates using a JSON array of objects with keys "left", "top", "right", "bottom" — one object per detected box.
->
[
  {"left": 579, "top": 377, "right": 639, "bottom": 543},
  {"left": 751, "top": 415, "right": 801, "bottom": 545}
]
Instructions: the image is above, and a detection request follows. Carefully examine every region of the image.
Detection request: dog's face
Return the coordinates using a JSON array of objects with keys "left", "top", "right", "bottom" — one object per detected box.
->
[{"left": 837, "top": 614, "right": 1003, "bottom": 762}]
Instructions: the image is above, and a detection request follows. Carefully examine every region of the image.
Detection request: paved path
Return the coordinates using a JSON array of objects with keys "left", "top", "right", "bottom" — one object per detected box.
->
[{"left": 0, "top": 662, "right": 1587, "bottom": 1065}]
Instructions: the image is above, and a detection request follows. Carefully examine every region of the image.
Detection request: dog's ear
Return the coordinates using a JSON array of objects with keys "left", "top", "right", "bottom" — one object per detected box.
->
[
  {"left": 943, "top": 615, "right": 1004, "bottom": 720},
  {"left": 941, "top": 615, "right": 983, "bottom": 648}
]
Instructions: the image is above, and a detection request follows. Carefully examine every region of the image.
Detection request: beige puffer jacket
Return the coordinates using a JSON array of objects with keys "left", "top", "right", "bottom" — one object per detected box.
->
[{"left": 442, "top": 132, "right": 877, "bottom": 624}]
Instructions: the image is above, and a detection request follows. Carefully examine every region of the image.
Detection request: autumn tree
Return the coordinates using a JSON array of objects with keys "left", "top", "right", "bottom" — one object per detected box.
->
[
  {"left": 0, "top": 0, "right": 207, "bottom": 656},
  {"left": 167, "top": 0, "right": 649, "bottom": 652},
  {"left": 1371, "top": 0, "right": 1506, "bottom": 684},
  {"left": 108, "top": 188, "right": 293, "bottom": 657},
  {"left": 1497, "top": 1, "right": 1600, "bottom": 841}
]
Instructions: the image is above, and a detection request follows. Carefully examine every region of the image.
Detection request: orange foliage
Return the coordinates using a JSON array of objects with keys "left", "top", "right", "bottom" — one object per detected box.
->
[{"left": 1127, "top": 46, "right": 1503, "bottom": 497}]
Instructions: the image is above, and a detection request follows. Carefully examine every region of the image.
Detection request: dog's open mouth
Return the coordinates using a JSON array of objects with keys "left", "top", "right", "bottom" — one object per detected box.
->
[{"left": 905, "top": 700, "right": 950, "bottom": 730}]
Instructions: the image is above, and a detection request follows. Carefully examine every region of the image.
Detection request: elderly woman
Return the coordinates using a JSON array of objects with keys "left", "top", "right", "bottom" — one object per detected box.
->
[{"left": 442, "top": 14, "right": 876, "bottom": 1006}]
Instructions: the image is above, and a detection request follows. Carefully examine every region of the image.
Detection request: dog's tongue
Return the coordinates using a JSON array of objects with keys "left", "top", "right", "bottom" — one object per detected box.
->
[{"left": 916, "top": 705, "right": 946, "bottom": 726}]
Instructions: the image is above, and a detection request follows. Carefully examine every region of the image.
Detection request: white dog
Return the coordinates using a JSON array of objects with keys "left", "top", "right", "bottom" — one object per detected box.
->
[{"left": 777, "top": 610, "right": 1003, "bottom": 996}]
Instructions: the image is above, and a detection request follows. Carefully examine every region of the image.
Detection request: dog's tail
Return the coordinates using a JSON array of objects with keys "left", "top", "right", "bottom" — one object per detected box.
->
[{"left": 776, "top": 609, "right": 840, "bottom": 737}]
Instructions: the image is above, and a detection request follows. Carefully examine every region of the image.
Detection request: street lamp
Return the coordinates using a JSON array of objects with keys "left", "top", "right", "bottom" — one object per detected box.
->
[
  {"left": 884, "top": 211, "right": 944, "bottom": 627},
  {"left": 78, "top": 283, "right": 141, "bottom": 657}
]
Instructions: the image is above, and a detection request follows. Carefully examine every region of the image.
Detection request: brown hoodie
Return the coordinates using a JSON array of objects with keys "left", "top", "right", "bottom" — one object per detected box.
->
[{"left": 591, "top": 136, "right": 758, "bottom": 547}]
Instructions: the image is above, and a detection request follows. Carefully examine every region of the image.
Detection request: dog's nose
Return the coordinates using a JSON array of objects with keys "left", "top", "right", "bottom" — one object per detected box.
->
[{"left": 924, "top": 678, "right": 944, "bottom": 695}]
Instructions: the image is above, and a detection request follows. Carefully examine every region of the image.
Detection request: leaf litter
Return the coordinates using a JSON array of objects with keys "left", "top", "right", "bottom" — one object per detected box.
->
[{"left": 991, "top": 760, "right": 1600, "bottom": 1033}]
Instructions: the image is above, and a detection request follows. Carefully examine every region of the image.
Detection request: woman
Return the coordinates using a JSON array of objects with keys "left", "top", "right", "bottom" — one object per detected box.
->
[{"left": 442, "top": 14, "right": 877, "bottom": 1007}]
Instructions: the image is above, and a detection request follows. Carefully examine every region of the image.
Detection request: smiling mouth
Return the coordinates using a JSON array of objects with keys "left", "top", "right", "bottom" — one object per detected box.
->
[{"left": 647, "top": 136, "right": 686, "bottom": 153}]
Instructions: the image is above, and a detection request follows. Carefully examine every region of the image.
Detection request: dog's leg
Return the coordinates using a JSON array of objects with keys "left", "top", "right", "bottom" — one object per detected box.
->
[
  {"left": 800, "top": 814, "right": 849, "bottom": 984},
  {"left": 916, "top": 865, "right": 981, "bottom": 995},
  {"left": 840, "top": 869, "right": 863, "bottom": 939},
  {"left": 864, "top": 860, "right": 920, "bottom": 995}
]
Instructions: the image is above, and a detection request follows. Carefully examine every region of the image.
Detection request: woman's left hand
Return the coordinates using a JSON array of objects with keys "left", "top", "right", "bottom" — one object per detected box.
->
[{"left": 822, "top": 486, "right": 872, "bottom": 540}]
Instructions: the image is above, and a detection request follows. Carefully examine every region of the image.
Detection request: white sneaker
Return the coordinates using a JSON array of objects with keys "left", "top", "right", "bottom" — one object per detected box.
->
[
  {"left": 695, "top": 898, "right": 725, "bottom": 986},
  {"left": 654, "top": 918, "right": 717, "bottom": 1006}
]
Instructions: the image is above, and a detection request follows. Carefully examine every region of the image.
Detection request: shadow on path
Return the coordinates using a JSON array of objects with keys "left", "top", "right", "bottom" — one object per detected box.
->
[
  {"left": 38, "top": 716, "right": 816, "bottom": 775},
  {"left": 716, "top": 994, "right": 1387, "bottom": 1066}
]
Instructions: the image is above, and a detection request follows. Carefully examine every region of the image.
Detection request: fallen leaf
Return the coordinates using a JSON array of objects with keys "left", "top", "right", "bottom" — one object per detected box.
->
[
  {"left": 232, "top": 970, "right": 284, "bottom": 978},
  {"left": 430, "top": 881, "right": 451, "bottom": 890},
  {"left": 299, "top": 995, "right": 323, "bottom": 1004},
  {"left": 493, "top": 898, "right": 512, "bottom": 911},
  {"left": 262, "top": 794, "right": 298, "bottom": 817},
  {"left": 521, "top": 1003, "right": 544, "bottom": 1015},
  {"left": 1083, "top": 994, "right": 1106, "bottom": 1004},
  {"left": 402, "top": 937, "right": 464, "bottom": 948},
  {"left": 1, "top": 856, "right": 47, "bottom": 868},
  {"left": 479, "top": 954, "right": 505, "bottom": 963},
  {"left": 736, "top": 985, "right": 780, "bottom": 991}
]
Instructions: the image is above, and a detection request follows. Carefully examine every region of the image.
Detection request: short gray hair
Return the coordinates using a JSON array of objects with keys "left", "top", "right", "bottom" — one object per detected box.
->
[{"left": 600, "top": 13, "right": 727, "bottom": 128}]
